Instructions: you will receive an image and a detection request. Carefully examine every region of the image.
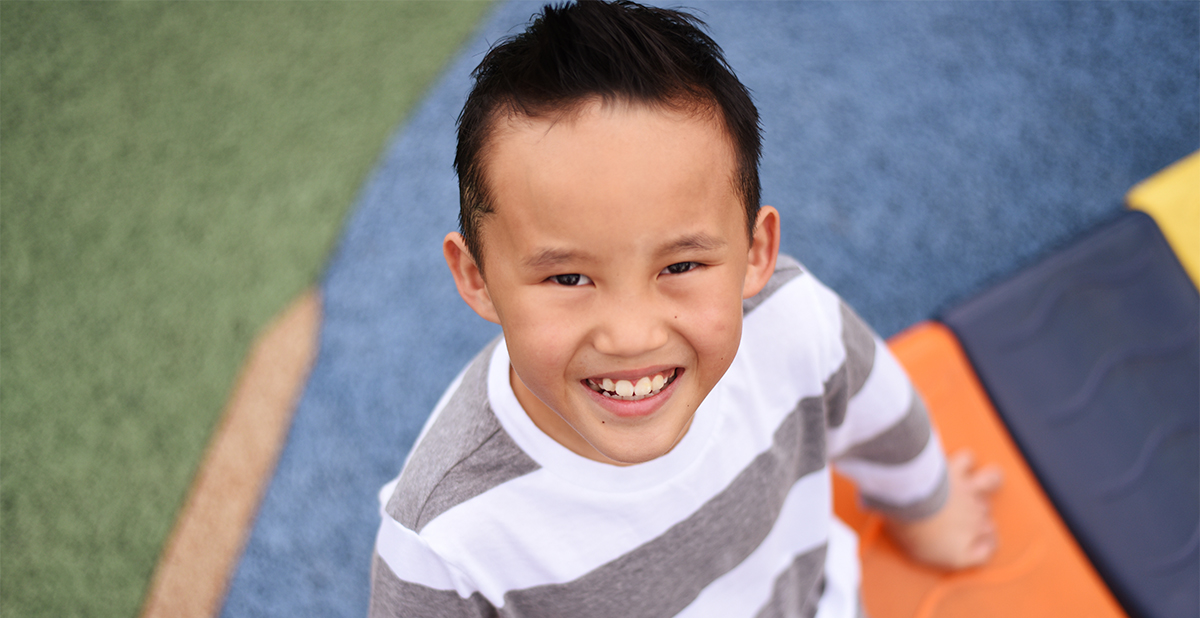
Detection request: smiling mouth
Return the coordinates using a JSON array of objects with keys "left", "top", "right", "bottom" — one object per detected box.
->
[{"left": 585, "top": 368, "right": 679, "bottom": 401}]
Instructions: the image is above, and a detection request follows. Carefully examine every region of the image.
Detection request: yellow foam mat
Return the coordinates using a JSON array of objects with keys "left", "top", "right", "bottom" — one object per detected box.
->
[{"left": 1126, "top": 151, "right": 1200, "bottom": 287}]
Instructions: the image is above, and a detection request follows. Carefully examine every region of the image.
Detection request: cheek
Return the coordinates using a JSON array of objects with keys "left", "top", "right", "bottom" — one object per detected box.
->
[
  {"left": 677, "top": 294, "right": 744, "bottom": 366},
  {"left": 503, "top": 303, "right": 581, "bottom": 387}
]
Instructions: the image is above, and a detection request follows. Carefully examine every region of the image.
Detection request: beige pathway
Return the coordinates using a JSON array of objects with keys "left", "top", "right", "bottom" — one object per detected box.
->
[{"left": 140, "top": 290, "right": 321, "bottom": 618}]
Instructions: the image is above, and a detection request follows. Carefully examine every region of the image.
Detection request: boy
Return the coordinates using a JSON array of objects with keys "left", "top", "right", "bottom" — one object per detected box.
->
[{"left": 371, "top": 2, "right": 1001, "bottom": 616}]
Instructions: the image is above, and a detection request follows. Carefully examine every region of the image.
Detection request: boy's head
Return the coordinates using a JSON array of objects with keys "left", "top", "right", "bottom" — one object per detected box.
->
[
  {"left": 454, "top": 0, "right": 763, "bottom": 271},
  {"left": 444, "top": 0, "right": 780, "bottom": 465}
]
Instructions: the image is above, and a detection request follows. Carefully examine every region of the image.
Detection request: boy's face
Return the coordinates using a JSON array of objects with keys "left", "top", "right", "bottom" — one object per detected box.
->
[{"left": 445, "top": 101, "right": 778, "bottom": 465}]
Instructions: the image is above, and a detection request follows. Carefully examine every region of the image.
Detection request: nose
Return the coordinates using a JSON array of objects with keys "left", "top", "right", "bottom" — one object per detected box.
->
[{"left": 591, "top": 289, "right": 670, "bottom": 358}]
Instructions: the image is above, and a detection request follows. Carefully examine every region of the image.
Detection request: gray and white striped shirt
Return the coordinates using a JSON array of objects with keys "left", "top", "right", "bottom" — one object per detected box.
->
[{"left": 371, "top": 256, "right": 947, "bottom": 617}]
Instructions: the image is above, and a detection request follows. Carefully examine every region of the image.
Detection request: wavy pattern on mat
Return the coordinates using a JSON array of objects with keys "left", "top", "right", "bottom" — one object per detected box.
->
[
  {"left": 912, "top": 539, "right": 1048, "bottom": 618},
  {"left": 1098, "top": 419, "right": 1199, "bottom": 500},
  {"left": 1149, "top": 526, "right": 1200, "bottom": 575},
  {"left": 1048, "top": 324, "right": 1199, "bottom": 426},
  {"left": 998, "top": 244, "right": 1154, "bottom": 351}
]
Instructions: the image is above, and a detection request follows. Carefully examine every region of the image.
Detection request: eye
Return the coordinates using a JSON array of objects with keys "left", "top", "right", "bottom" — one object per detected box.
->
[
  {"left": 550, "top": 273, "right": 592, "bottom": 286},
  {"left": 661, "top": 261, "right": 700, "bottom": 275}
]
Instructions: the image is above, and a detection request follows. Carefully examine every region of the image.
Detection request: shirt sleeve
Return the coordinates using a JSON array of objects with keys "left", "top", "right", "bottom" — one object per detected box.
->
[
  {"left": 369, "top": 483, "right": 495, "bottom": 618},
  {"left": 826, "top": 303, "right": 949, "bottom": 521},
  {"left": 369, "top": 551, "right": 495, "bottom": 618}
]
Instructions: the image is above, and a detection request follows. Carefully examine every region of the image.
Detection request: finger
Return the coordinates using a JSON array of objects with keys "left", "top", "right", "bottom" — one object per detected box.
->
[
  {"left": 971, "top": 534, "right": 998, "bottom": 565},
  {"left": 951, "top": 449, "right": 976, "bottom": 470},
  {"left": 977, "top": 519, "right": 997, "bottom": 540},
  {"left": 966, "top": 526, "right": 998, "bottom": 564},
  {"left": 970, "top": 465, "right": 1004, "bottom": 493},
  {"left": 970, "top": 496, "right": 993, "bottom": 521},
  {"left": 949, "top": 450, "right": 976, "bottom": 479}
]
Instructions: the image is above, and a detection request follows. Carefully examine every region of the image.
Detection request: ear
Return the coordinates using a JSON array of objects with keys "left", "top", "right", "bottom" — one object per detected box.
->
[
  {"left": 743, "top": 206, "right": 780, "bottom": 299},
  {"left": 444, "top": 232, "right": 501, "bottom": 324}
]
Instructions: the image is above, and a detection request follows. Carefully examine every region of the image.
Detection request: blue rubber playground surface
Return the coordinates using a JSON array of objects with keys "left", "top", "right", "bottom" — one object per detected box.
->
[{"left": 220, "top": 2, "right": 1198, "bottom": 615}]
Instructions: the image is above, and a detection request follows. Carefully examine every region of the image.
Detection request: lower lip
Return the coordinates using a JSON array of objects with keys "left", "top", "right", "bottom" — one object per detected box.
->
[{"left": 583, "top": 370, "right": 682, "bottom": 419}]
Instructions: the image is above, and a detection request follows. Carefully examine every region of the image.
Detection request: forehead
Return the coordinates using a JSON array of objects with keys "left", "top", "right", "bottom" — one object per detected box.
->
[
  {"left": 487, "top": 98, "right": 735, "bottom": 179},
  {"left": 478, "top": 101, "right": 742, "bottom": 258}
]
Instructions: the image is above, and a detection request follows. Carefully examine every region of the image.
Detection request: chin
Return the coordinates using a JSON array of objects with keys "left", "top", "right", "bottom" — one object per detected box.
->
[
  {"left": 592, "top": 432, "right": 683, "bottom": 465},
  {"left": 598, "top": 450, "right": 659, "bottom": 466}
]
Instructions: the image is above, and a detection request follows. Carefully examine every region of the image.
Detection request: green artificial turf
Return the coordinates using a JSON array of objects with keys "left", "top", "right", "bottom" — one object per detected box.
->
[{"left": 0, "top": 2, "right": 492, "bottom": 615}]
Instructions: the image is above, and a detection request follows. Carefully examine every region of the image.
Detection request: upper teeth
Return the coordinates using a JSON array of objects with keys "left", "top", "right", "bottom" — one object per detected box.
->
[{"left": 589, "top": 370, "right": 675, "bottom": 401}]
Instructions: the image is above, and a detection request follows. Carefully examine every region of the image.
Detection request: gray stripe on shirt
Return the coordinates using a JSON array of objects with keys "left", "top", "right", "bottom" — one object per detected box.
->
[
  {"left": 828, "top": 303, "right": 877, "bottom": 429},
  {"left": 414, "top": 427, "right": 540, "bottom": 530},
  {"left": 861, "top": 468, "right": 949, "bottom": 522},
  {"left": 754, "top": 544, "right": 828, "bottom": 618},
  {"left": 498, "top": 396, "right": 829, "bottom": 617},
  {"left": 840, "top": 393, "right": 932, "bottom": 466},
  {"left": 840, "top": 303, "right": 876, "bottom": 401},
  {"left": 823, "top": 363, "right": 849, "bottom": 429},
  {"left": 386, "top": 338, "right": 541, "bottom": 530}
]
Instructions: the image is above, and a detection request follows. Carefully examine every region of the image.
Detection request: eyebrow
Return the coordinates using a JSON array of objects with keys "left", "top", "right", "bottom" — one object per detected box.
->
[
  {"left": 658, "top": 233, "right": 726, "bottom": 256},
  {"left": 522, "top": 247, "right": 583, "bottom": 270},
  {"left": 521, "top": 233, "right": 726, "bottom": 270}
]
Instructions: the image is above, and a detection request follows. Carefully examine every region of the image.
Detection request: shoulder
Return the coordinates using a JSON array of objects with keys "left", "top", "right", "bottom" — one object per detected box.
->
[
  {"left": 384, "top": 338, "right": 540, "bottom": 532},
  {"left": 742, "top": 253, "right": 808, "bottom": 315},
  {"left": 739, "top": 254, "right": 848, "bottom": 367},
  {"left": 742, "top": 254, "right": 843, "bottom": 324}
]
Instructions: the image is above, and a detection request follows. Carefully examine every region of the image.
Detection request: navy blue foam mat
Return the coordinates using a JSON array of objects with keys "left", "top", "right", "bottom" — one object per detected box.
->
[
  {"left": 943, "top": 211, "right": 1199, "bottom": 618},
  {"left": 220, "top": 2, "right": 1198, "bottom": 615}
]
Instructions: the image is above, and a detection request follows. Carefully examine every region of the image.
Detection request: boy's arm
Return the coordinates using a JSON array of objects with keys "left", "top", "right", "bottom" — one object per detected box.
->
[{"left": 828, "top": 304, "right": 1002, "bottom": 570}]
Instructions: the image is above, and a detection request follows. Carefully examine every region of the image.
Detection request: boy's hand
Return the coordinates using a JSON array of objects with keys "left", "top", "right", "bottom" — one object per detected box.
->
[{"left": 884, "top": 450, "right": 1003, "bottom": 570}]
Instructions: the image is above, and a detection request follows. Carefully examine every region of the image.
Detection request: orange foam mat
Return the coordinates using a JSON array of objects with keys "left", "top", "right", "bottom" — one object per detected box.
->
[{"left": 834, "top": 322, "right": 1126, "bottom": 618}]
